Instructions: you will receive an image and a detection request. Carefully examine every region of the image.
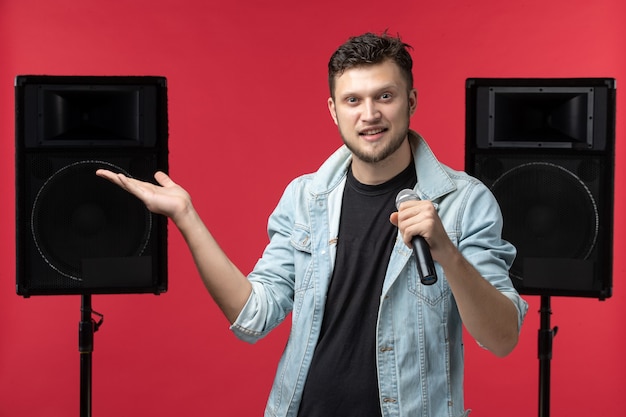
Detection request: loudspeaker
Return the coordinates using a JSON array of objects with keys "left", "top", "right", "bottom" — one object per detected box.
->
[
  {"left": 465, "top": 78, "right": 615, "bottom": 300},
  {"left": 15, "top": 75, "right": 169, "bottom": 297}
]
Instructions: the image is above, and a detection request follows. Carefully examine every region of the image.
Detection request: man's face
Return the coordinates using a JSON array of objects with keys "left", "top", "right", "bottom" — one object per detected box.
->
[{"left": 328, "top": 60, "right": 417, "bottom": 165}]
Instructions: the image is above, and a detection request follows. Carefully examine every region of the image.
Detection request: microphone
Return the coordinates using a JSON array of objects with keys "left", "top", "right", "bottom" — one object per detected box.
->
[{"left": 395, "top": 189, "right": 438, "bottom": 285}]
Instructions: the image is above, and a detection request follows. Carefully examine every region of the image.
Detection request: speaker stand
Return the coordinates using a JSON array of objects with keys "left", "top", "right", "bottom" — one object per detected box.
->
[
  {"left": 538, "top": 295, "right": 558, "bottom": 417},
  {"left": 79, "top": 295, "right": 103, "bottom": 417}
]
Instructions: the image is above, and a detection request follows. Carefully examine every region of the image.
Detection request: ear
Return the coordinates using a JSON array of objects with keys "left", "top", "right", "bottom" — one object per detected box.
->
[
  {"left": 328, "top": 97, "right": 338, "bottom": 125},
  {"left": 408, "top": 88, "right": 418, "bottom": 116}
]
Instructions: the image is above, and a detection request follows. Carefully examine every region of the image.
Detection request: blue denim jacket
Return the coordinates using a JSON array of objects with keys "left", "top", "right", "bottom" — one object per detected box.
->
[{"left": 231, "top": 131, "right": 528, "bottom": 417}]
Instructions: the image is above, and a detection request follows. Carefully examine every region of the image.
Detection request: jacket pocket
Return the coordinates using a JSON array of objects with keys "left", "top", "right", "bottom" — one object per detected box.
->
[
  {"left": 406, "top": 233, "right": 457, "bottom": 306},
  {"left": 406, "top": 263, "right": 449, "bottom": 306}
]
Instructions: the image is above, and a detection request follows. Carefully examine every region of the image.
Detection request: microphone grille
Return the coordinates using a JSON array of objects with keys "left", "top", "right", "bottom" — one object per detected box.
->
[{"left": 395, "top": 188, "right": 419, "bottom": 210}]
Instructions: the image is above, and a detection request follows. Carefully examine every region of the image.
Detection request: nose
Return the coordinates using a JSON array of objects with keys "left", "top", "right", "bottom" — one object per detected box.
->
[{"left": 362, "top": 99, "right": 381, "bottom": 122}]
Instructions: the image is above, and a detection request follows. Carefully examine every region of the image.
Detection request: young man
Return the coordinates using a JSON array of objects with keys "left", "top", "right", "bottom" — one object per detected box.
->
[{"left": 97, "top": 32, "right": 527, "bottom": 417}]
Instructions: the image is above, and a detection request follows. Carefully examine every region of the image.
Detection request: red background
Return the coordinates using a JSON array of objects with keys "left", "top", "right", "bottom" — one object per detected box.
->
[{"left": 1, "top": 0, "right": 624, "bottom": 416}]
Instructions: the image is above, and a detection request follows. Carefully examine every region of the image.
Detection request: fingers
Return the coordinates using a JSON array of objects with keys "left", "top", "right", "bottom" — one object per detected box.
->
[
  {"left": 97, "top": 168, "right": 166, "bottom": 189},
  {"left": 154, "top": 171, "right": 175, "bottom": 187},
  {"left": 96, "top": 168, "right": 151, "bottom": 197},
  {"left": 395, "top": 201, "right": 438, "bottom": 245},
  {"left": 95, "top": 169, "right": 126, "bottom": 187},
  {"left": 95, "top": 168, "right": 115, "bottom": 180}
]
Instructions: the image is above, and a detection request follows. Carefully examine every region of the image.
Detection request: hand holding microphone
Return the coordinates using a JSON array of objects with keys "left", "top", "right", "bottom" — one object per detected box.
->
[{"left": 395, "top": 189, "right": 438, "bottom": 286}]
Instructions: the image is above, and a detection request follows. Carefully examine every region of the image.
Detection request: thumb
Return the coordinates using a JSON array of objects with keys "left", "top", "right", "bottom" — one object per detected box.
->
[
  {"left": 154, "top": 171, "right": 175, "bottom": 187},
  {"left": 389, "top": 211, "right": 399, "bottom": 227}
]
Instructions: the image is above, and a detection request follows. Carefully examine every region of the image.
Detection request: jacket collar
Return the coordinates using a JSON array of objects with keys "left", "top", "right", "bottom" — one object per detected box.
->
[{"left": 409, "top": 130, "right": 457, "bottom": 201}]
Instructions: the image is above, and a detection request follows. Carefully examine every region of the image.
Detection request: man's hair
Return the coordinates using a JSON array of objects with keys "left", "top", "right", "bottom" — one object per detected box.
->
[{"left": 328, "top": 31, "right": 414, "bottom": 98}]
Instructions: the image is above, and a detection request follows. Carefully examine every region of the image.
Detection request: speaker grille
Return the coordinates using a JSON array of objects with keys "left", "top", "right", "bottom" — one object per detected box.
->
[
  {"left": 491, "top": 162, "right": 598, "bottom": 281},
  {"left": 31, "top": 160, "right": 151, "bottom": 281}
]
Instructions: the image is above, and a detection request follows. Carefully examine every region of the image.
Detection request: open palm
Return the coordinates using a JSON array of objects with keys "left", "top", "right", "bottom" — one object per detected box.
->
[{"left": 96, "top": 170, "right": 191, "bottom": 222}]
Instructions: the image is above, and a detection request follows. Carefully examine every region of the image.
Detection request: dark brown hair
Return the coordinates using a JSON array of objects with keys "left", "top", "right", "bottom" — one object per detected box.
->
[{"left": 328, "top": 31, "right": 414, "bottom": 98}]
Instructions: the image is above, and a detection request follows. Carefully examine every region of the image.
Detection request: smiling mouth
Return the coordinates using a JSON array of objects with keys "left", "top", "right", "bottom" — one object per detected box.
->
[{"left": 359, "top": 127, "right": 388, "bottom": 136}]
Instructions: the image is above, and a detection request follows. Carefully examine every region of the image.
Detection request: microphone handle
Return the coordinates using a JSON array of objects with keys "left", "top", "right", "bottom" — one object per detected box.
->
[{"left": 412, "top": 235, "right": 437, "bottom": 285}]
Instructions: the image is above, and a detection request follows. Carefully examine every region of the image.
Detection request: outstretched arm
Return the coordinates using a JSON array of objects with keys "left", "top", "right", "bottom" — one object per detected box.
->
[{"left": 96, "top": 170, "right": 252, "bottom": 323}]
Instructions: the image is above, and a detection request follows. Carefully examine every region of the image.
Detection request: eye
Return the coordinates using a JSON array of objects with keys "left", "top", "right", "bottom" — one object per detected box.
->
[
  {"left": 380, "top": 92, "right": 392, "bottom": 100},
  {"left": 346, "top": 97, "right": 359, "bottom": 104}
]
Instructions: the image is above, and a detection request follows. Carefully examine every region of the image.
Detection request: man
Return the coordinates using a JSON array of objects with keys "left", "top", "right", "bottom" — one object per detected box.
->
[{"left": 97, "top": 32, "right": 528, "bottom": 417}]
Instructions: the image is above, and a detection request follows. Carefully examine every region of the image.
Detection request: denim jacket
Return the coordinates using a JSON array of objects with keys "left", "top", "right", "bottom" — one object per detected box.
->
[{"left": 231, "top": 131, "right": 528, "bottom": 417}]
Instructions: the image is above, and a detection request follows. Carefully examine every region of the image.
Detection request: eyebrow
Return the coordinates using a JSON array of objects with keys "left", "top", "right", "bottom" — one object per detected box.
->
[{"left": 338, "top": 83, "right": 400, "bottom": 100}]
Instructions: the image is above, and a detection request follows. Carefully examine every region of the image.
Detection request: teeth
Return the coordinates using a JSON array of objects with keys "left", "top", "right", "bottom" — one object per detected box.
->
[{"left": 361, "top": 128, "right": 385, "bottom": 135}]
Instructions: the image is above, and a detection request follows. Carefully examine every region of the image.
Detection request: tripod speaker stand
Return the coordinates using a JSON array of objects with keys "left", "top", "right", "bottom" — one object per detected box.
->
[
  {"left": 465, "top": 78, "right": 616, "bottom": 417},
  {"left": 15, "top": 75, "right": 169, "bottom": 417}
]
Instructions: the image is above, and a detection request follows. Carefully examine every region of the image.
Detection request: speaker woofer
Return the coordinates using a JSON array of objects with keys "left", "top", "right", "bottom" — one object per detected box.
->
[
  {"left": 32, "top": 160, "right": 151, "bottom": 281},
  {"left": 491, "top": 162, "right": 598, "bottom": 281}
]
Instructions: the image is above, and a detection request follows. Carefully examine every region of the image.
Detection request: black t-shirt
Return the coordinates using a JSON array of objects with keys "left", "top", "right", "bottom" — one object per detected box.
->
[{"left": 297, "top": 163, "right": 417, "bottom": 417}]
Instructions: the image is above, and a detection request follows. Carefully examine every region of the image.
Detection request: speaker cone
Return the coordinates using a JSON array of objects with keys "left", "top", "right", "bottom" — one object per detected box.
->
[
  {"left": 31, "top": 160, "right": 152, "bottom": 281},
  {"left": 491, "top": 162, "right": 598, "bottom": 281}
]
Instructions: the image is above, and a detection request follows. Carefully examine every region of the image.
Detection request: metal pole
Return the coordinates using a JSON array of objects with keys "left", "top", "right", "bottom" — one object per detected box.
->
[
  {"left": 79, "top": 295, "right": 94, "bottom": 417},
  {"left": 538, "top": 295, "right": 557, "bottom": 417}
]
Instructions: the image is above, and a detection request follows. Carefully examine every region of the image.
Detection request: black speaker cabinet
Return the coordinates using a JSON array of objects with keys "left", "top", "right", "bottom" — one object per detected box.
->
[
  {"left": 465, "top": 78, "right": 615, "bottom": 300},
  {"left": 15, "top": 75, "right": 169, "bottom": 297}
]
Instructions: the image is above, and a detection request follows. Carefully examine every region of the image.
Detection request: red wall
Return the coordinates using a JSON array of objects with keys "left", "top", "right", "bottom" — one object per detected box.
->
[{"left": 1, "top": 0, "right": 624, "bottom": 415}]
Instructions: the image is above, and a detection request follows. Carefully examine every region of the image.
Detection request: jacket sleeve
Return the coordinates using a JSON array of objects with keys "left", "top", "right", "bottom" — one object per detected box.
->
[
  {"left": 230, "top": 179, "right": 300, "bottom": 344},
  {"left": 458, "top": 180, "right": 528, "bottom": 331}
]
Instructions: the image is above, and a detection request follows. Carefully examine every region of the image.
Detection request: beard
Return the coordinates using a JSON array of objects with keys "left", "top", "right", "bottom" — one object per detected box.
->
[{"left": 339, "top": 124, "right": 410, "bottom": 164}]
